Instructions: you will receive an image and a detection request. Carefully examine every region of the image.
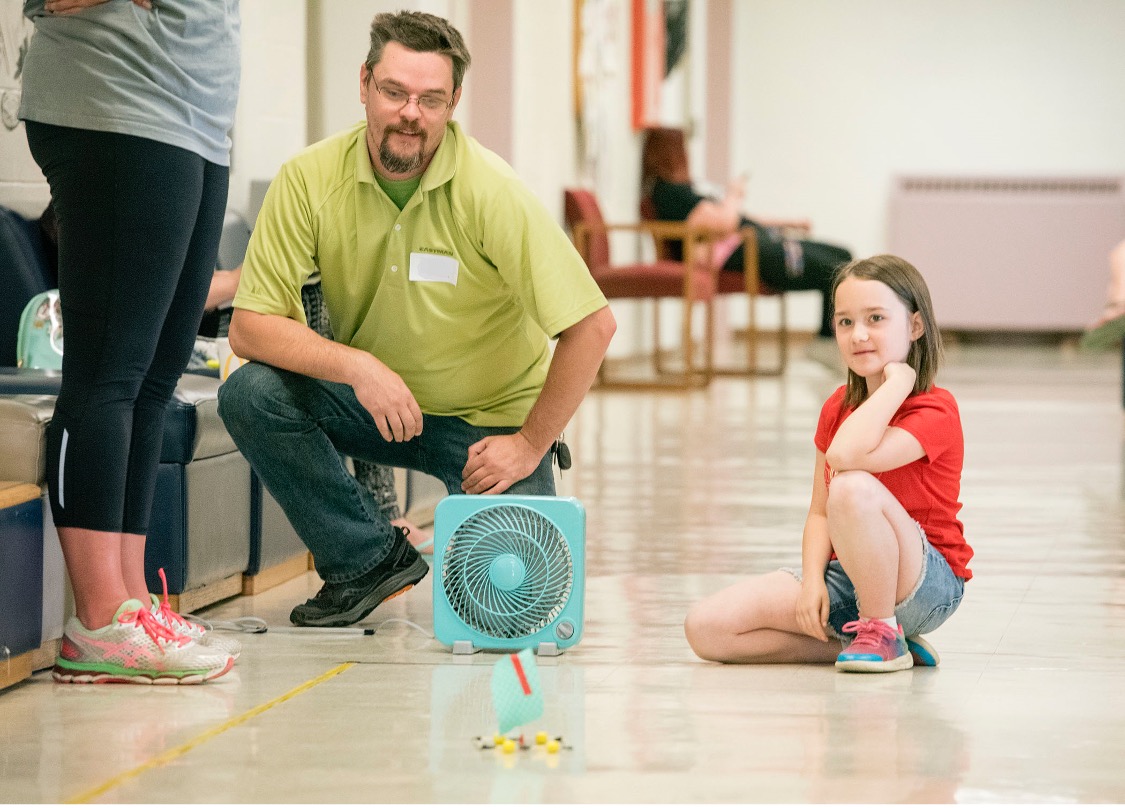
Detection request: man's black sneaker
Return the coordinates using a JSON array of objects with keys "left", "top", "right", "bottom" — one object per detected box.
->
[{"left": 290, "top": 527, "right": 429, "bottom": 627}]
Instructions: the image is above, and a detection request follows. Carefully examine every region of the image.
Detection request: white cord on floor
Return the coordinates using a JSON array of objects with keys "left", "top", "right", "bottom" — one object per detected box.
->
[
  {"left": 183, "top": 614, "right": 268, "bottom": 634},
  {"left": 370, "top": 618, "right": 434, "bottom": 639},
  {"left": 182, "top": 613, "right": 434, "bottom": 639}
]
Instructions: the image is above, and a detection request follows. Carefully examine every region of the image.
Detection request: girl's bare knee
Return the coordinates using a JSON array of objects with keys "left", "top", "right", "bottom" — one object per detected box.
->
[
  {"left": 684, "top": 605, "right": 724, "bottom": 661},
  {"left": 826, "top": 469, "right": 876, "bottom": 503},
  {"left": 683, "top": 604, "right": 707, "bottom": 647},
  {"left": 826, "top": 470, "right": 882, "bottom": 520}
]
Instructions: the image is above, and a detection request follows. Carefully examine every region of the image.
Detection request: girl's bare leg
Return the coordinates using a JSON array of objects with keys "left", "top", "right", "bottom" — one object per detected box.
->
[
  {"left": 685, "top": 571, "right": 841, "bottom": 663},
  {"left": 826, "top": 470, "right": 923, "bottom": 619}
]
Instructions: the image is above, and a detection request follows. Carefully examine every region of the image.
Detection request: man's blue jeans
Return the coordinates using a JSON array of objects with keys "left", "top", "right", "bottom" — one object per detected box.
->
[{"left": 217, "top": 363, "right": 555, "bottom": 583}]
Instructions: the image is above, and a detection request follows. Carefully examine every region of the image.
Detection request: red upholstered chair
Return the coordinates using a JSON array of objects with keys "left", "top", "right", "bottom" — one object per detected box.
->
[
  {"left": 639, "top": 196, "right": 800, "bottom": 376},
  {"left": 563, "top": 188, "right": 718, "bottom": 389}
]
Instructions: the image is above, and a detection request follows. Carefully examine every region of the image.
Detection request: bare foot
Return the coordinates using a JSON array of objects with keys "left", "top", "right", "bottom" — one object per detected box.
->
[{"left": 391, "top": 518, "right": 433, "bottom": 554}]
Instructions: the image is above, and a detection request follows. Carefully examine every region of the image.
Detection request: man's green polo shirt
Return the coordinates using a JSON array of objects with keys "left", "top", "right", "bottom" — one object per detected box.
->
[{"left": 235, "top": 121, "right": 607, "bottom": 427}]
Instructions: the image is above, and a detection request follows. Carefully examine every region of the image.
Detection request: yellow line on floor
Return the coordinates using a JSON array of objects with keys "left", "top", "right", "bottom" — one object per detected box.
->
[{"left": 66, "top": 662, "right": 356, "bottom": 804}]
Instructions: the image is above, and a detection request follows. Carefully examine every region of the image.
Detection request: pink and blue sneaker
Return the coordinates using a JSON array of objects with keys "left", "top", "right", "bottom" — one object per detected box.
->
[
  {"left": 835, "top": 619, "right": 913, "bottom": 673},
  {"left": 906, "top": 634, "right": 940, "bottom": 667}
]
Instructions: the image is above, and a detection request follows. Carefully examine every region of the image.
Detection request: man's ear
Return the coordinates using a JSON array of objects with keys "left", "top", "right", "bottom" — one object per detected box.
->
[{"left": 359, "top": 64, "right": 370, "bottom": 105}]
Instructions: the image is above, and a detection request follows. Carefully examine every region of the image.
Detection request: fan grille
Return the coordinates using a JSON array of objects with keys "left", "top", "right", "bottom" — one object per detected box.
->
[{"left": 441, "top": 504, "right": 574, "bottom": 639}]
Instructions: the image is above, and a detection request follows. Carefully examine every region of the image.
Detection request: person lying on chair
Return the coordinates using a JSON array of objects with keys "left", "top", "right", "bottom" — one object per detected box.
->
[{"left": 641, "top": 127, "right": 852, "bottom": 363}]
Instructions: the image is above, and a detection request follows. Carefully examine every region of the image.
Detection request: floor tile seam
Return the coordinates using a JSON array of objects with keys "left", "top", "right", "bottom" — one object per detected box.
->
[
  {"left": 64, "top": 661, "right": 355, "bottom": 804},
  {"left": 978, "top": 565, "right": 1042, "bottom": 683}
]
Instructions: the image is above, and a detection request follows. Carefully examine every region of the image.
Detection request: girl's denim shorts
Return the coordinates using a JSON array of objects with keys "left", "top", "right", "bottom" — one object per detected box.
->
[{"left": 783, "top": 524, "right": 965, "bottom": 641}]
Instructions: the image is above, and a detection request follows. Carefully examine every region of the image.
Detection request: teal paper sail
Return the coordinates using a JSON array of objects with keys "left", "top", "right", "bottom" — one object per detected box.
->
[{"left": 490, "top": 648, "right": 544, "bottom": 734}]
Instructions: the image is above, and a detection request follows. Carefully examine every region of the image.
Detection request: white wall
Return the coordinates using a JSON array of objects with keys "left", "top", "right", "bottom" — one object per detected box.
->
[
  {"left": 306, "top": 0, "right": 466, "bottom": 144},
  {"left": 229, "top": 0, "right": 307, "bottom": 220},
  {"left": 730, "top": 0, "right": 1125, "bottom": 258},
  {"left": 511, "top": 0, "right": 579, "bottom": 222},
  {"left": 0, "top": 1, "right": 46, "bottom": 217}
]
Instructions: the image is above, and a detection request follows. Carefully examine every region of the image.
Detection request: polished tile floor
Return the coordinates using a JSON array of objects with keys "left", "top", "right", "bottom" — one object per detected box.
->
[{"left": 2, "top": 339, "right": 1124, "bottom": 804}]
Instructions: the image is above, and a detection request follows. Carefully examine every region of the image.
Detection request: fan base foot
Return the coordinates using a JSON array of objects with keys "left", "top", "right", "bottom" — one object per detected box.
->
[{"left": 447, "top": 641, "right": 565, "bottom": 656}]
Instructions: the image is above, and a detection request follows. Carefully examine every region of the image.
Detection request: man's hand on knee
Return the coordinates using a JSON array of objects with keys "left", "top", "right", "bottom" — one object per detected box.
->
[
  {"left": 460, "top": 433, "right": 541, "bottom": 495},
  {"left": 353, "top": 362, "right": 423, "bottom": 442}
]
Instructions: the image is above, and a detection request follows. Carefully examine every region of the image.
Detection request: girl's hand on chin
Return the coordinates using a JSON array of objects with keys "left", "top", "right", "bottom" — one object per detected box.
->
[{"left": 882, "top": 361, "right": 916, "bottom": 386}]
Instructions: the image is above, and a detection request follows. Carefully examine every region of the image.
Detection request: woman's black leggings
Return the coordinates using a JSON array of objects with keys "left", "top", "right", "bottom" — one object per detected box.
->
[
  {"left": 25, "top": 122, "right": 228, "bottom": 534},
  {"left": 727, "top": 221, "right": 852, "bottom": 338}
]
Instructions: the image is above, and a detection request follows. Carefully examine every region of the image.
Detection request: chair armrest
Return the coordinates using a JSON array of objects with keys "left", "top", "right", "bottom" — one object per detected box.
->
[
  {"left": 573, "top": 219, "right": 710, "bottom": 241},
  {"left": 751, "top": 216, "right": 812, "bottom": 237},
  {"left": 572, "top": 220, "right": 718, "bottom": 267},
  {"left": 595, "top": 220, "right": 721, "bottom": 258},
  {"left": 570, "top": 219, "right": 719, "bottom": 280}
]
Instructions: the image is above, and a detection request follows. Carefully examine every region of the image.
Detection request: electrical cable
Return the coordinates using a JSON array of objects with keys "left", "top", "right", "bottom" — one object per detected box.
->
[{"left": 182, "top": 613, "right": 434, "bottom": 639}]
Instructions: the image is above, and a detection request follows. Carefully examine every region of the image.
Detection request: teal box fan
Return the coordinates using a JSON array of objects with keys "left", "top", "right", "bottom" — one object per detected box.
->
[{"left": 433, "top": 495, "right": 585, "bottom": 655}]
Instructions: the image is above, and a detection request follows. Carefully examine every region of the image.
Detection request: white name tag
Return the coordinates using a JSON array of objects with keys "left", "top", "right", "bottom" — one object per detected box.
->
[{"left": 409, "top": 252, "right": 459, "bottom": 285}]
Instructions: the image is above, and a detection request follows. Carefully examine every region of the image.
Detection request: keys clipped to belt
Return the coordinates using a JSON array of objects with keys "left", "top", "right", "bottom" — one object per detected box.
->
[{"left": 552, "top": 435, "right": 572, "bottom": 471}]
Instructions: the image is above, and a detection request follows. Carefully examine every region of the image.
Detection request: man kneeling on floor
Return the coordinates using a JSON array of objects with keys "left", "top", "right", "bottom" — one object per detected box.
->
[{"left": 217, "top": 11, "right": 614, "bottom": 627}]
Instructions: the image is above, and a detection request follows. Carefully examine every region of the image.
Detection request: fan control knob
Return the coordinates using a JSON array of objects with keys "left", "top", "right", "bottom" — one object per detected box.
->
[{"left": 555, "top": 620, "right": 575, "bottom": 641}]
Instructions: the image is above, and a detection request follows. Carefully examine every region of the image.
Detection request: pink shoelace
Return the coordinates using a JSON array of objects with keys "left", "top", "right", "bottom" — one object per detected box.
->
[
  {"left": 156, "top": 567, "right": 203, "bottom": 638},
  {"left": 840, "top": 619, "right": 899, "bottom": 650},
  {"left": 119, "top": 601, "right": 190, "bottom": 649}
]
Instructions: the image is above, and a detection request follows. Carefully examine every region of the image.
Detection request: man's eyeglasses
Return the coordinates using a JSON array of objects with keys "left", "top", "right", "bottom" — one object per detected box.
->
[{"left": 370, "top": 78, "right": 453, "bottom": 114}]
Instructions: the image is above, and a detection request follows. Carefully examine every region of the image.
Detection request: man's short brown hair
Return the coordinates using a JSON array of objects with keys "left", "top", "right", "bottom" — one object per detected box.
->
[{"left": 365, "top": 11, "right": 472, "bottom": 91}]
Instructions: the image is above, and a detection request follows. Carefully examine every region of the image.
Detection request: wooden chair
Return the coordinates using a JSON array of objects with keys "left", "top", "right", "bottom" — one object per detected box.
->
[
  {"left": 563, "top": 188, "right": 719, "bottom": 389},
  {"left": 639, "top": 197, "right": 805, "bottom": 376}
]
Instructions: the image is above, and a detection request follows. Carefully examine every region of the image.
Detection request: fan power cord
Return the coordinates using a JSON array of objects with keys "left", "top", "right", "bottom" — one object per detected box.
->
[
  {"left": 183, "top": 614, "right": 433, "bottom": 639},
  {"left": 370, "top": 617, "right": 434, "bottom": 639},
  {"left": 266, "top": 618, "right": 434, "bottom": 638},
  {"left": 183, "top": 614, "right": 268, "bottom": 634}
]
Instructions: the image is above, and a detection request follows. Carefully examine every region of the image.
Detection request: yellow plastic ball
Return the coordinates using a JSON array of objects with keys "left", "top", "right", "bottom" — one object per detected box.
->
[
  {"left": 502, "top": 739, "right": 517, "bottom": 754},
  {"left": 546, "top": 740, "right": 561, "bottom": 754},
  {"left": 493, "top": 734, "right": 505, "bottom": 746},
  {"left": 535, "top": 731, "right": 548, "bottom": 745}
]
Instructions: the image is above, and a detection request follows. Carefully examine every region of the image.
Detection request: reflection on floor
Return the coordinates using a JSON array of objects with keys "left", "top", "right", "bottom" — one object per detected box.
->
[{"left": 2, "top": 341, "right": 1124, "bottom": 803}]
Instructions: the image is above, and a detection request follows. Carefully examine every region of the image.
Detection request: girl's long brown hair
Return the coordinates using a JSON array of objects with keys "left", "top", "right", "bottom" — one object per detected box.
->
[{"left": 831, "top": 254, "right": 944, "bottom": 410}]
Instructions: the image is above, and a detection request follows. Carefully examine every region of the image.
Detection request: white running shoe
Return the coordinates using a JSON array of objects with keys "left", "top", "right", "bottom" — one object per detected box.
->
[
  {"left": 53, "top": 599, "right": 233, "bottom": 685},
  {"left": 150, "top": 569, "right": 242, "bottom": 660}
]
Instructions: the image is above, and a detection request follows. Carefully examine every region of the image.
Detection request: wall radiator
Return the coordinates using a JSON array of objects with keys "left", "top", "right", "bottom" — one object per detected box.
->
[{"left": 888, "top": 176, "right": 1125, "bottom": 331}]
